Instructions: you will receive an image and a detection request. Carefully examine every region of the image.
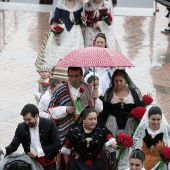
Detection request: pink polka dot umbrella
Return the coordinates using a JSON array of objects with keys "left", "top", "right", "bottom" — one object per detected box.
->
[{"left": 56, "top": 47, "right": 133, "bottom": 68}]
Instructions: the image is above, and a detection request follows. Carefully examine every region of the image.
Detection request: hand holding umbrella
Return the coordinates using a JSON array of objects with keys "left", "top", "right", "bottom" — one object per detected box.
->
[
  {"left": 92, "top": 89, "right": 98, "bottom": 108},
  {"left": 56, "top": 47, "right": 133, "bottom": 109}
]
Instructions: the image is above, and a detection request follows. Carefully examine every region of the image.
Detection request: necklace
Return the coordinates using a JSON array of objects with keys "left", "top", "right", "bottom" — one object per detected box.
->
[{"left": 119, "top": 97, "right": 124, "bottom": 109}]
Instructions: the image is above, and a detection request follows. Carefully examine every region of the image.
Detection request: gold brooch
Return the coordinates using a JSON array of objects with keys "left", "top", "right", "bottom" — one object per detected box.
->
[
  {"left": 85, "top": 138, "right": 92, "bottom": 147},
  {"left": 119, "top": 97, "right": 124, "bottom": 109}
]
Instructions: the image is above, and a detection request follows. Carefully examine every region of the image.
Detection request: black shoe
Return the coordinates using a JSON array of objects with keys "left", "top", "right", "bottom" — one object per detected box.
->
[{"left": 161, "top": 28, "right": 170, "bottom": 33}]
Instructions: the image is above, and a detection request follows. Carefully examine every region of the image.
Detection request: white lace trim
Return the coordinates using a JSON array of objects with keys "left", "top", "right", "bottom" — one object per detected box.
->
[
  {"left": 61, "top": 147, "right": 71, "bottom": 155},
  {"left": 147, "top": 126, "right": 163, "bottom": 137},
  {"left": 105, "top": 138, "right": 116, "bottom": 147},
  {"left": 111, "top": 90, "right": 135, "bottom": 104}
]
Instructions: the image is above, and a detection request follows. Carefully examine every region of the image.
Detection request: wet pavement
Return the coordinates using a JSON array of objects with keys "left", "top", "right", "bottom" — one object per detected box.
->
[{"left": 0, "top": 2, "right": 170, "bottom": 153}]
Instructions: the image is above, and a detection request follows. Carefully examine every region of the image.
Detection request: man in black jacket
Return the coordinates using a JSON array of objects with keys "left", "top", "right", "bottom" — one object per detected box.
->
[{"left": 0, "top": 104, "right": 61, "bottom": 170}]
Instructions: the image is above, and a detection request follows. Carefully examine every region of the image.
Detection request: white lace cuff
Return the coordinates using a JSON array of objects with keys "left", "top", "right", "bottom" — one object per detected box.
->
[
  {"left": 105, "top": 138, "right": 115, "bottom": 147},
  {"left": 105, "top": 138, "right": 116, "bottom": 152},
  {"left": 61, "top": 147, "right": 71, "bottom": 155}
]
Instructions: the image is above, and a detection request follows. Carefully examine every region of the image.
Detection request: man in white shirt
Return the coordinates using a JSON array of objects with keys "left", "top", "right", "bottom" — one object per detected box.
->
[
  {"left": 48, "top": 67, "right": 103, "bottom": 143},
  {"left": 0, "top": 104, "right": 61, "bottom": 170}
]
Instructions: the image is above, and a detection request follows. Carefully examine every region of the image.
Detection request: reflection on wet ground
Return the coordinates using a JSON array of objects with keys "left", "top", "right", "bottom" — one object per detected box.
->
[{"left": 0, "top": 4, "right": 170, "bottom": 122}]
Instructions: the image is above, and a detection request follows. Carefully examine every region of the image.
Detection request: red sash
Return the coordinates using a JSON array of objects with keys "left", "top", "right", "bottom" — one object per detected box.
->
[{"left": 35, "top": 156, "right": 56, "bottom": 167}]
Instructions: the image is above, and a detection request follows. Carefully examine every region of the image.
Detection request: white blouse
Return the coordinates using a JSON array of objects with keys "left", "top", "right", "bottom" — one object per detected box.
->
[
  {"left": 111, "top": 90, "right": 135, "bottom": 104},
  {"left": 147, "top": 126, "right": 163, "bottom": 137}
]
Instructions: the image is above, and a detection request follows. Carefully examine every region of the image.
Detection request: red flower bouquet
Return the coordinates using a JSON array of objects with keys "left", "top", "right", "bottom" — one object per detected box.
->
[
  {"left": 155, "top": 146, "right": 170, "bottom": 170},
  {"left": 40, "top": 82, "right": 50, "bottom": 87},
  {"left": 51, "top": 25, "right": 64, "bottom": 46},
  {"left": 161, "top": 146, "right": 170, "bottom": 160},
  {"left": 130, "top": 107, "right": 146, "bottom": 136},
  {"left": 40, "top": 81, "right": 49, "bottom": 93},
  {"left": 142, "top": 94, "right": 153, "bottom": 106},
  {"left": 131, "top": 107, "right": 146, "bottom": 119},
  {"left": 79, "top": 87, "right": 84, "bottom": 94},
  {"left": 51, "top": 25, "right": 64, "bottom": 35},
  {"left": 102, "top": 12, "right": 112, "bottom": 25},
  {"left": 116, "top": 133, "right": 133, "bottom": 168}
]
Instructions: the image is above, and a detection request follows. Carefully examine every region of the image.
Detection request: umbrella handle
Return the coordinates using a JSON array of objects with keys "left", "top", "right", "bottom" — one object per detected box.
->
[{"left": 93, "top": 98, "right": 96, "bottom": 108}]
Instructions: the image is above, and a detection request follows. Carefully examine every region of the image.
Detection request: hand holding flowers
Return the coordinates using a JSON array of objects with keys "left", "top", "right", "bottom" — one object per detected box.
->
[
  {"left": 130, "top": 94, "right": 153, "bottom": 136},
  {"left": 115, "top": 132, "right": 133, "bottom": 169},
  {"left": 155, "top": 146, "right": 170, "bottom": 170},
  {"left": 130, "top": 107, "right": 146, "bottom": 136},
  {"left": 51, "top": 25, "right": 64, "bottom": 46},
  {"left": 40, "top": 81, "right": 49, "bottom": 93},
  {"left": 142, "top": 93, "right": 153, "bottom": 106},
  {"left": 102, "top": 12, "right": 112, "bottom": 25}
]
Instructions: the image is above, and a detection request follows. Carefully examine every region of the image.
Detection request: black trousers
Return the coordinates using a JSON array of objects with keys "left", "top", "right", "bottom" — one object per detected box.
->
[{"left": 43, "top": 162, "right": 56, "bottom": 170}]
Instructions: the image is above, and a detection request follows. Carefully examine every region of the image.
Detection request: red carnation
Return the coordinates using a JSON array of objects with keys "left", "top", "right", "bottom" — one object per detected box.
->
[
  {"left": 41, "top": 82, "right": 49, "bottom": 87},
  {"left": 54, "top": 26, "right": 63, "bottom": 31},
  {"left": 131, "top": 107, "right": 146, "bottom": 119},
  {"left": 107, "top": 13, "right": 112, "bottom": 22},
  {"left": 117, "top": 134, "right": 124, "bottom": 143},
  {"left": 142, "top": 94, "right": 153, "bottom": 105},
  {"left": 51, "top": 25, "right": 64, "bottom": 35},
  {"left": 116, "top": 133, "right": 133, "bottom": 148},
  {"left": 79, "top": 87, "right": 84, "bottom": 93}
]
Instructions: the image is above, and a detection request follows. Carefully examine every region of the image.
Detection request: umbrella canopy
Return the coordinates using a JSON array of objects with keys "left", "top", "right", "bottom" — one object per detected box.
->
[{"left": 56, "top": 47, "right": 133, "bottom": 68}]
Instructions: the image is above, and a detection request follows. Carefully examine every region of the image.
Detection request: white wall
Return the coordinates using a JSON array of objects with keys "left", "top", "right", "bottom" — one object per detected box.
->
[
  {"left": 115, "top": 0, "right": 154, "bottom": 16},
  {"left": 116, "top": 0, "right": 153, "bottom": 8}
]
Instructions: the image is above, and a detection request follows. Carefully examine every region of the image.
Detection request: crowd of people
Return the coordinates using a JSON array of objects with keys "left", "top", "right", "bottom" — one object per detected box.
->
[{"left": 0, "top": 0, "right": 170, "bottom": 170}]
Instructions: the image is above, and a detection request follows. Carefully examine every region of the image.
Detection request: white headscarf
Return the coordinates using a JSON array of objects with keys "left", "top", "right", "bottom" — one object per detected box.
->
[
  {"left": 133, "top": 105, "right": 170, "bottom": 149},
  {"left": 56, "top": 0, "right": 83, "bottom": 22}
]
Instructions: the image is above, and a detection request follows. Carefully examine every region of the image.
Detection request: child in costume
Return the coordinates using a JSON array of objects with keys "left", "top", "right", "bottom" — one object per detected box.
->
[
  {"left": 34, "top": 65, "right": 51, "bottom": 104},
  {"left": 38, "top": 78, "right": 62, "bottom": 118}
]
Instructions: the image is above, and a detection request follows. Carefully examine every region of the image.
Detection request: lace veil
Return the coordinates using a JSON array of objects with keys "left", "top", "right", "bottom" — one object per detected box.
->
[
  {"left": 104, "top": 69, "right": 143, "bottom": 103},
  {"left": 133, "top": 105, "right": 170, "bottom": 149}
]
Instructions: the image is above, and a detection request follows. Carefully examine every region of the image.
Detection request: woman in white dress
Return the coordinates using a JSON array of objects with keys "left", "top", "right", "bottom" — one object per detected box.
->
[
  {"left": 45, "top": 0, "right": 84, "bottom": 67},
  {"left": 36, "top": 0, "right": 84, "bottom": 69}
]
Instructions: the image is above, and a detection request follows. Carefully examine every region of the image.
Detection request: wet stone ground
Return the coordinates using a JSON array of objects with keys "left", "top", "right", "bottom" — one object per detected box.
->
[{"left": 0, "top": 3, "right": 170, "bottom": 151}]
